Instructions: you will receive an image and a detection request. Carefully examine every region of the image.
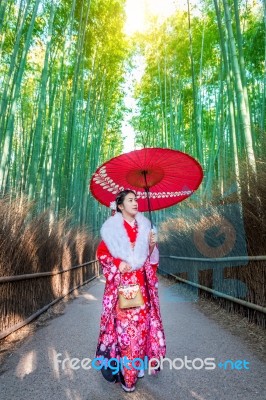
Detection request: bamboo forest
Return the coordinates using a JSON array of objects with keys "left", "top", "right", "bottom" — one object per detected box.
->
[
  {"left": 0, "top": 0, "right": 266, "bottom": 340},
  {"left": 0, "top": 0, "right": 264, "bottom": 224}
]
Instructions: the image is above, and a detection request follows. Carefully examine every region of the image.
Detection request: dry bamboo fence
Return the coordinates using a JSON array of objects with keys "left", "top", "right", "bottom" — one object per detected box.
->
[{"left": 0, "top": 260, "right": 100, "bottom": 340}]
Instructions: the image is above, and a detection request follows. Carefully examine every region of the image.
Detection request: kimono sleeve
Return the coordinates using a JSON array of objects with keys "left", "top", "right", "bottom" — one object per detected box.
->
[
  {"left": 149, "top": 244, "right": 159, "bottom": 265},
  {"left": 96, "top": 240, "right": 122, "bottom": 280}
]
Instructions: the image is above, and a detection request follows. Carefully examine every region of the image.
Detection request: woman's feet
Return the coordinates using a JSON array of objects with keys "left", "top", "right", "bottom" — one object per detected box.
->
[
  {"left": 120, "top": 368, "right": 144, "bottom": 391},
  {"left": 137, "top": 369, "right": 144, "bottom": 378},
  {"left": 151, "top": 365, "right": 160, "bottom": 375},
  {"left": 121, "top": 383, "right": 136, "bottom": 392},
  {"left": 119, "top": 369, "right": 136, "bottom": 392}
]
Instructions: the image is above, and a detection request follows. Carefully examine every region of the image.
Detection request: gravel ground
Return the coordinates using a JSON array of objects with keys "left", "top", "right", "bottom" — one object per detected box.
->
[{"left": 0, "top": 275, "right": 265, "bottom": 400}]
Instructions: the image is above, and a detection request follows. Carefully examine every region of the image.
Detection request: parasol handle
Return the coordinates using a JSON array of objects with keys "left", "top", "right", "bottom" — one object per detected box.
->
[
  {"left": 145, "top": 186, "right": 153, "bottom": 228},
  {"left": 142, "top": 170, "right": 154, "bottom": 229}
]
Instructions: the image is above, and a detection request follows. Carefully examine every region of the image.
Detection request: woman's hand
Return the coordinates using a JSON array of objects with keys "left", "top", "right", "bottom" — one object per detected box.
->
[
  {"left": 119, "top": 261, "right": 132, "bottom": 273},
  {"left": 149, "top": 229, "right": 157, "bottom": 253},
  {"left": 149, "top": 229, "right": 157, "bottom": 246}
]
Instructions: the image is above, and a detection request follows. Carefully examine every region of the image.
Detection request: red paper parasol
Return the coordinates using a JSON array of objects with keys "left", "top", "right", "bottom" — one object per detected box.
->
[{"left": 90, "top": 148, "right": 203, "bottom": 224}]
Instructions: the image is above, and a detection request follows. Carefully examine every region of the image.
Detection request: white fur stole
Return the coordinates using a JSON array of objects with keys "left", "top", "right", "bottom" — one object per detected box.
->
[{"left": 100, "top": 212, "right": 151, "bottom": 270}]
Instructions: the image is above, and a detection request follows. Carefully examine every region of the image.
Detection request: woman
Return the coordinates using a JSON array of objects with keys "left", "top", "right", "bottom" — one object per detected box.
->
[{"left": 95, "top": 189, "right": 166, "bottom": 392}]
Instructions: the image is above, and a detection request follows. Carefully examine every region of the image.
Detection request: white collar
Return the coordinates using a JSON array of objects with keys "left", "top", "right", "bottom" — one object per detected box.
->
[{"left": 124, "top": 218, "right": 136, "bottom": 228}]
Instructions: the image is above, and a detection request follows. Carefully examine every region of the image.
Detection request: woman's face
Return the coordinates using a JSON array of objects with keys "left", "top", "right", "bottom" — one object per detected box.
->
[{"left": 119, "top": 193, "right": 138, "bottom": 217}]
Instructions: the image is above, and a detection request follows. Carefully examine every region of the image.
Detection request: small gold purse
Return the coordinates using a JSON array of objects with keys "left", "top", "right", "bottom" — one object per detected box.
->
[{"left": 118, "top": 282, "right": 144, "bottom": 309}]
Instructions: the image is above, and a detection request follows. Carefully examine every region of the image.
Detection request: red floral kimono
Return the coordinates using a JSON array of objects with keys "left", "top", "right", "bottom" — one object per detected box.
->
[{"left": 95, "top": 212, "right": 166, "bottom": 389}]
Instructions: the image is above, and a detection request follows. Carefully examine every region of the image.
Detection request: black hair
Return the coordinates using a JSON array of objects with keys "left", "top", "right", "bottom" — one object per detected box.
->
[{"left": 116, "top": 189, "right": 137, "bottom": 213}]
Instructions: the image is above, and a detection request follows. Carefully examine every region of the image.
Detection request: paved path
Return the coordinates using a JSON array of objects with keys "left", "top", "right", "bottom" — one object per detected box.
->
[{"left": 0, "top": 275, "right": 265, "bottom": 400}]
